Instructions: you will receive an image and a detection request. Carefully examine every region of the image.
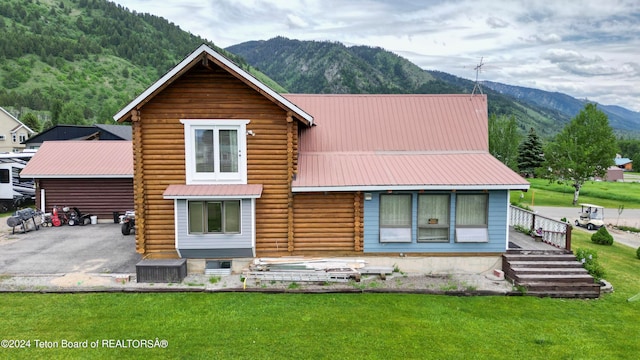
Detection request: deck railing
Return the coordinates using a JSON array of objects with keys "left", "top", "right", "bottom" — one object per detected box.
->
[{"left": 509, "top": 205, "right": 572, "bottom": 251}]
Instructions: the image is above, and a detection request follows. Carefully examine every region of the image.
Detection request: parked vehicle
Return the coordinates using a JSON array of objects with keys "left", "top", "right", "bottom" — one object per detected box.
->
[
  {"left": 0, "top": 153, "right": 35, "bottom": 212},
  {"left": 575, "top": 203, "right": 605, "bottom": 230},
  {"left": 120, "top": 210, "right": 135, "bottom": 235}
]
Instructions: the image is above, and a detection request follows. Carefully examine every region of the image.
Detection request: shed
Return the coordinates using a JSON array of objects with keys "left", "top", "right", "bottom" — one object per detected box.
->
[
  {"left": 606, "top": 166, "right": 624, "bottom": 182},
  {"left": 20, "top": 141, "right": 133, "bottom": 221}
]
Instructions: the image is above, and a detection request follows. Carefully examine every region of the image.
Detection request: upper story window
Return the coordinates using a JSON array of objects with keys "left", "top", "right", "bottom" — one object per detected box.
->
[
  {"left": 181, "top": 120, "right": 249, "bottom": 184},
  {"left": 19, "top": 134, "right": 27, "bottom": 143}
]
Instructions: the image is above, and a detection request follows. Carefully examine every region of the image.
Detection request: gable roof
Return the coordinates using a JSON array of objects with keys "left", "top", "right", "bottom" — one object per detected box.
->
[
  {"left": 0, "top": 107, "right": 36, "bottom": 134},
  {"left": 113, "top": 44, "right": 313, "bottom": 125},
  {"left": 20, "top": 141, "right": 132, "bottom": 178},
  {"left": 23, "top": 124, "right": 130, "bottom": 144},
  {"left": 615, "top": 157, "right": 632, "bottom": 166},
  {"left": 285, "top": 94, "right": 529, "bottom": 191},
  {"left": 94, "top": 124, "right": 132, "bottom": 140}
]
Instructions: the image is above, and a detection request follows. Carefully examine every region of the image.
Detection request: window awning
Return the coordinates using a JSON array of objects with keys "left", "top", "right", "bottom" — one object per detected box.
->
[{"left": 163, "top": 184, "right": 263, "bottom": 199}]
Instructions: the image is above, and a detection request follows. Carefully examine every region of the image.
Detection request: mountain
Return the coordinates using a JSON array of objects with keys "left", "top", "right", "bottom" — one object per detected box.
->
[
  {"left": 482, "top": 81, "right": 640, "bottom": 133},
  {"left": 0, "top": 0, "right": 282, "bottom": 128},
  {"left": 227, "top": 38, "right": 574, "bottom": 136},
  {"left": 226, "top": 36, "right": 437, "bottom": 94}
]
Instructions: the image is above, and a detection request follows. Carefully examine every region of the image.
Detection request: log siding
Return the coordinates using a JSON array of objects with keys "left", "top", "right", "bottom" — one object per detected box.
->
[
  {"left": 292, "top": 192, "right": 362, "bottom": 255},
  {"left": 133, "top": 63, "right": 300, "bottom": 258}
]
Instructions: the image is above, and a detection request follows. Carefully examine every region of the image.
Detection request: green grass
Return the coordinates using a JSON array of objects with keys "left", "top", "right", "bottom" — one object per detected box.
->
[
  {"left": 0, "top": 230, "right": 639, "bottom": 359},
  {"left": 512, "top": 178, "right": 640, "bottom": 208}
]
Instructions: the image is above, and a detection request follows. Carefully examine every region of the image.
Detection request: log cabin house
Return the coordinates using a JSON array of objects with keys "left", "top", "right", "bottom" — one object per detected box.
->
[{"left": 114, "top": 44, "right": 529, "bottom": 273}]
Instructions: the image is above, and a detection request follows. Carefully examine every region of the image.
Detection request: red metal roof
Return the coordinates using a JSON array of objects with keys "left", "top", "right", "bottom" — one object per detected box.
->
[
  {"left": 285, "top": 94, "right": 489, "bottom": 152},
  {"left": 163, "top": 184, "right": 263, "bottom": 199},
  {"left": 283, "top": 94, "right": 529, "bottom": 191},
  {"left": 20, "top": 141, "right": 132, "bottom": 178}
]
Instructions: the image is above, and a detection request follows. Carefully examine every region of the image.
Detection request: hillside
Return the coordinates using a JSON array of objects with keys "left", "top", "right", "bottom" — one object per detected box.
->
[
  {"left": 483, "top": 81, "right": 640, "bottom": 134},
  {"left": 227, "top": 38, "right": 573, "bottom": 136},
  {"left": 0, "top": 0, "right": 282, "bottom": 128}
]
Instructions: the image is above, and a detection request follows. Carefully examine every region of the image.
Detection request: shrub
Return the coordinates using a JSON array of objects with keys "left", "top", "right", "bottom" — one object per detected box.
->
[
  {"left": 591, "top": 226, "right": 614, "bottom": 245},
  {"left": 575, "top": 248, "right": 605, "bottom": 281},
  {"left": 637, "top": 246, "right": 640, "bottom": 260}
]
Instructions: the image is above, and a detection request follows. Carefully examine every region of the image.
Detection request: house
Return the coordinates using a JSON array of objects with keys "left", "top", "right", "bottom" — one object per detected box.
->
[
  {"left": 23, "top": 124, "right": 131, "bottom": 150},
  {"left": 114, "top": 44, "right": 529, "bottom": 272},
  {"left": 615, "top": 154, "right": 632, "bottom": 171},
  {"left": 0, "top": 107, "right": 36, "bottom": 153},
  {"left": 20, "top": 141, "right": 134, "bottom": 220}
]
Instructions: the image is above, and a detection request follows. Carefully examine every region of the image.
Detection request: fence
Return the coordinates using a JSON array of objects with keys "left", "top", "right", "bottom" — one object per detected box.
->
[{"left": 509, "top": 205, "right": 572, "bottom": 250}]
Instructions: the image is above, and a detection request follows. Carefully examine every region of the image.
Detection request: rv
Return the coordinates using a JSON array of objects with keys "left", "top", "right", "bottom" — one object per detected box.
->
[{"left": 0, "top": 153, "right": 35, "bottom": 212}]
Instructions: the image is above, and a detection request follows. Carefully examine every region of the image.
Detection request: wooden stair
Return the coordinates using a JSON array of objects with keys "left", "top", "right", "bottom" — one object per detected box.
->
[{"left": 503, "top": 251, "right": 601, "bottom": 298}]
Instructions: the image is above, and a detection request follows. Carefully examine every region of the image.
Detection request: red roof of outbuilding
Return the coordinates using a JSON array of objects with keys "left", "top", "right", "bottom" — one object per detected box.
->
[
  {"left": 284, "top": 94, "right": 529, "bottom": 191},
  {"left": 20, "top": 141, "right": 132, "bottom": 178}
]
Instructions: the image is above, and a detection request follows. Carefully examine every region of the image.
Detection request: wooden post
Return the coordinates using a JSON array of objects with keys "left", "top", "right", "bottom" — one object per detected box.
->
[
  {"left": 354, "top": 192, "right": 362, "bottom": 251},
  {"left": 286, "top": 113, "right": 294, "bottom": 252},
  {"left": 566, "top": 224, "right": 572, "bottom": 251},
  {"left": 131, "top": 110, "right": 146, "bottom": 255}
]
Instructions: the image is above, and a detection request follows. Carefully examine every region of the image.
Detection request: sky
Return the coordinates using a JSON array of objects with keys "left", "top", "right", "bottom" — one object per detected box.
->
[{"left": 111, "top": 0, "right": 640, "bottom": 111}]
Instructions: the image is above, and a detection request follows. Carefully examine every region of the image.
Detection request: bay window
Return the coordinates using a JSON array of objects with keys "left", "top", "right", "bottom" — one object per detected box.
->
[{"left": 188, "top": 200, "right": 241, "bottom": 234}]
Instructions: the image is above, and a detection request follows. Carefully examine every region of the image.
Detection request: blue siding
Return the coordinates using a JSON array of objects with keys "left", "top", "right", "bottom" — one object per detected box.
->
[
  {"left": 364, "top": 190, "right": 508, "bottom": 253},
  {"left": 176, "top": 198, "right": 253, "bottom": 258}
]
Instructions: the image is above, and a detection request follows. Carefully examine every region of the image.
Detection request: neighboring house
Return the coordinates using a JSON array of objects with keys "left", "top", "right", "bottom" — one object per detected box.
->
[
  {"left": 20, "top": 141, "right": 134, "bottom": 220},
  {"left": 0, "top": 107, "right": 36, "bottom": 153},
  {"left": 114, "top": 44, "right": 529, "bottom": 271},
  {"left": 23, "top": 124, "right": 132, "bottom": 150},
  {"left": 615, "top": 154, "right": 632, "bottom": 171}
]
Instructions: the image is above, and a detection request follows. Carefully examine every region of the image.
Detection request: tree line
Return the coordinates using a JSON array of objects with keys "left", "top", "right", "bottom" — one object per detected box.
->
[{"left": 490, "top": 103, "right": 634, "bottom": 205}]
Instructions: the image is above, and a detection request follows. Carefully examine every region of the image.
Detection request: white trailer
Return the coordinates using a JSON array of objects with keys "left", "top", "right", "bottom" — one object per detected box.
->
[{"left": 0, "top": 152, "right": 35, "bottom": 212}]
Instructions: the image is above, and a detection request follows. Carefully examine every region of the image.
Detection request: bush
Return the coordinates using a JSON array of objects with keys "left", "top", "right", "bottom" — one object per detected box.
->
[
  {"left": 575, "top": 248, "right": 605, "bottom": 281},
  {"left": 637, "top": 246, "right": 640, "bottom": 260},
  {"left": 591, "top": 226, "right": 614, "bottom": 245}
]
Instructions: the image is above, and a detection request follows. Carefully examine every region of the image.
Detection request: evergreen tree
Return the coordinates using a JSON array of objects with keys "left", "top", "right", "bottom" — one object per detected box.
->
[{"left": 517, "top": 127, "right": 544, "bottom": 177}]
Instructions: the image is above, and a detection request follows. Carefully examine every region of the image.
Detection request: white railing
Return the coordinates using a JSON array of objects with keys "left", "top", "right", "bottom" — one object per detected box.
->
[{"left": 509, "top": 205, "right": 572, "bottom": 250}]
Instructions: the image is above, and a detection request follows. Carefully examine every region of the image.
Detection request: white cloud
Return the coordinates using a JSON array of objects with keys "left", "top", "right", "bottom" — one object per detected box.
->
[{"left": 111, "top": 0, "right": 640, "bottom": 111}]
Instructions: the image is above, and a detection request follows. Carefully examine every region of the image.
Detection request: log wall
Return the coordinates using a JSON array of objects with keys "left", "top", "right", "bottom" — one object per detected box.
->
[
  {"left": 134, "top": 62, "right": 299, "bottom": 258},
  {"left": 291, "top": 192, "right": 363, "bottom": 255}
]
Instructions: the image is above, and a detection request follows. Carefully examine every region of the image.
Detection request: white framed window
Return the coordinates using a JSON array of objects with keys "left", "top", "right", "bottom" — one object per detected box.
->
[
  {"left": 188, "top": 200, "right": 241, "bottom": 234},
  {"left": 19, "top": 134, "right": 27, "bottom": 143},
  {"left": 12, "top": 134, "right": 16, "bottom": 142},
  {"left": 455, "top": 194, "right": 489, "bottom": 242},
  {"left": 181, "top": 119, "right": 249, "bottom": 184},
  {"left": 0, "top": 135, "right": 5, "bottom": 141},
  {"left": 418, "top": 194, "right": 450, "bottom": 242},
  {"left": 379, "top": 194, "right": 412, "bottom": 243}
]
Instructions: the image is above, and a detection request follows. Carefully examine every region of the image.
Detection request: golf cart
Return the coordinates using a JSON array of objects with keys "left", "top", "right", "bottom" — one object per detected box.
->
[{"left": 575, "top": 203, "right": 604, "bottom": 230}]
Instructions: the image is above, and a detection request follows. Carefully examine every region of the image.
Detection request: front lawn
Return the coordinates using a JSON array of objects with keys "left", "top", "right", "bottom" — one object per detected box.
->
[
  {"left": 511, "top": 178, "right": 640, "bottom": 208},
  {"left": 0, "top": 231, "right": 639, "bottom": 359}
]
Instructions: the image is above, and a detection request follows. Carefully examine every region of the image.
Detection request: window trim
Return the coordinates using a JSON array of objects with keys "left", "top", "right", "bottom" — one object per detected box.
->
[
  {"left": 379, "top": 194, "right": 412, "bottom": 243},
  {"left": 181, "top": 119, "right": 249, "bottom": 185},
  {"left": 187, "top": 199, "right": 242, "bottom": 235}
]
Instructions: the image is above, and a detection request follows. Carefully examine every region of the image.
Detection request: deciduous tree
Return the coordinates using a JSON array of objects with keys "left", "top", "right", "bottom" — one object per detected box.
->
[
  {"left": 488, "top": 114, "right": 521, "bottom": 171},
  {"left": 540, "top": 103, "right": 617, "bottom": 205}
]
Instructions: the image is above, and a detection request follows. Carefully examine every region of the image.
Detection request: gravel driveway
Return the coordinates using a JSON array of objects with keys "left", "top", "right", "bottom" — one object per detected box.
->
[{"left": 0, "top": 218, "right": 140, "bottom": 275}]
